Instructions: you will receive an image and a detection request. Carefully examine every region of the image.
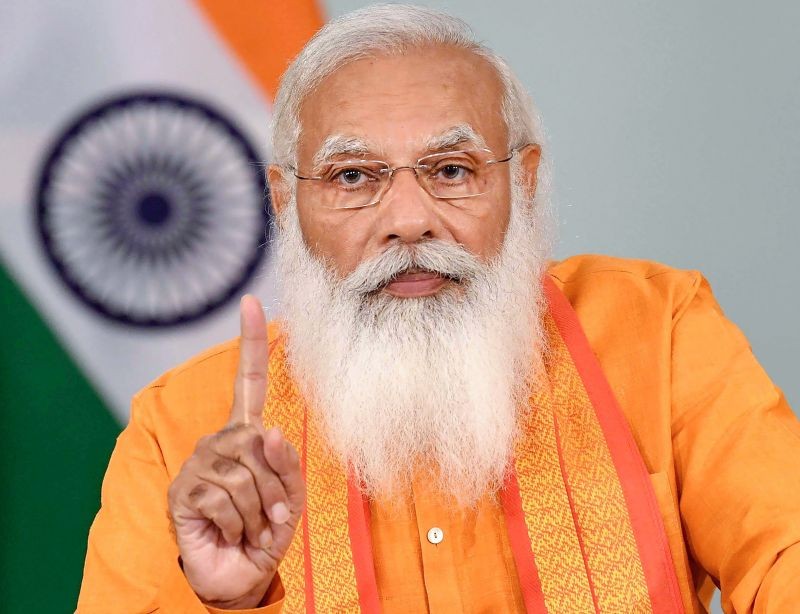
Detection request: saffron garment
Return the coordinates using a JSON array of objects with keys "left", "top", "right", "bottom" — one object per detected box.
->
[
  {"left": 77, "top": 256, "right": 800, "bottom": 613},
  {"left": 263, "top": 276, "right": 682, "bottom": 613}
]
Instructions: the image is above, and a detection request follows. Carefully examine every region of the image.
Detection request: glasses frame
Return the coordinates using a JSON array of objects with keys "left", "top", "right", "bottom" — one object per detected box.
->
[{"left": 289, "top": 147, "right": 521, "bottom": 210}]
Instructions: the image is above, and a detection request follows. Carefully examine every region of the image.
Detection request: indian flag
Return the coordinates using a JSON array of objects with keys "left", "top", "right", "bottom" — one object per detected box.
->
[{"left": 0, "top": 1, "right": 322, "bottom": 610}]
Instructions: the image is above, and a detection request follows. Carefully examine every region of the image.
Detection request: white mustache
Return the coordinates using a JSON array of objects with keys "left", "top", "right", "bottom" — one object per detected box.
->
[{"left": 341, "top": 240, "right": 485, "bottom": 295}]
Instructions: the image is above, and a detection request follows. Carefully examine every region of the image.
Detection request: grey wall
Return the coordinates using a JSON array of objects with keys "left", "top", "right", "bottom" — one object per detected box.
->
[{"left": 323, "top": 2, "right": 800, "bottom": 611}]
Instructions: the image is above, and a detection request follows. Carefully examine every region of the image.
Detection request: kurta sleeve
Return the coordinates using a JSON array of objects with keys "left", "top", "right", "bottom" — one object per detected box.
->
[
  {"left": 670, "top": 275, "right": 800, "bottom": 612},
  {"left": 76, "top": 388, "right": 284, "bottom": 613}
]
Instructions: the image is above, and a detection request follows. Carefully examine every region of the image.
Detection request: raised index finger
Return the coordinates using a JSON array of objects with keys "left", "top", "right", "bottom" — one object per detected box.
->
[{"left": 231, "top": 294, "right": 269, "bottom": 427}]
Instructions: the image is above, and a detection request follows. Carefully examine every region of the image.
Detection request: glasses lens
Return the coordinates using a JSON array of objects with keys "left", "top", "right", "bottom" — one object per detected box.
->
[
  {"left": 318, "top": 160, "right": 388, "bottom": 209},
  {"left": 418, "top": 150, "right": 492, "bottom": 199}
]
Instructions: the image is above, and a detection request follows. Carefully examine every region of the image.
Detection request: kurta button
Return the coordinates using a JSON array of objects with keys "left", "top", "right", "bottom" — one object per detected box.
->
[{"left": 427, "top": 527, "right": 443, "bottom": 544}]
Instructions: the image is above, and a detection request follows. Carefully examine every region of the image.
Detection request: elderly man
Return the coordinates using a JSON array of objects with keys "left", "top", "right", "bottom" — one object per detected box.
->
[{"left": 78, "top": 4, "right": 800, "bottom": 613}]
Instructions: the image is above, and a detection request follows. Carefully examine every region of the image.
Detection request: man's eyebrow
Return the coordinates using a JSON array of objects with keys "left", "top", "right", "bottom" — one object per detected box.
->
[
  {"left": 312, "top": 135, "right": 374, "bottom": 168},
  {"left": 311, "top": 126, "right": 487, "bottom": 168},
  {"left": 424, "top": 124, "right": 488, "bottom": 153}
]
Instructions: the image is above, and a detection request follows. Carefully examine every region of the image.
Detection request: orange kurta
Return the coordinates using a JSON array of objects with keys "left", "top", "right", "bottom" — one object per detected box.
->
[{"left": 77, "top": 255, "right": 800, "bottom": 613}]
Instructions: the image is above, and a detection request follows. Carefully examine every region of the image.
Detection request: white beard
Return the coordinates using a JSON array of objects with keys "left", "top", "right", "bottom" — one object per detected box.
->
[{"left": 274, "top": 165, "right": 553, "bottom": 506}]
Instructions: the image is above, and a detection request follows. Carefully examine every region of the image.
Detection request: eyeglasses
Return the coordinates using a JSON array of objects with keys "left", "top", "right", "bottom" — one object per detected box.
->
[{"left": 290, "top": 148, "right": 517, "bottom": 210}]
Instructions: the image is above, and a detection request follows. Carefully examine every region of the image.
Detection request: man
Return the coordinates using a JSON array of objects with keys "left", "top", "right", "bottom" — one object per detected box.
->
[{"left": 78, "top": 4, "right": 800, "bottom": 613}]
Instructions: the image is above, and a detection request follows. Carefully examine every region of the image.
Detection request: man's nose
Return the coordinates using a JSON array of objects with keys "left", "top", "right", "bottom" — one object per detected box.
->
[{"left": 377, "top": 168, "right": 443, "bottom": 244}]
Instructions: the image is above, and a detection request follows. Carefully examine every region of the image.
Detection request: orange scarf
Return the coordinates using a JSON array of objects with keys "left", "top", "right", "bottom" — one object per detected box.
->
[{"left": 264, "top": 277, "right": 684, "bottom": 613}]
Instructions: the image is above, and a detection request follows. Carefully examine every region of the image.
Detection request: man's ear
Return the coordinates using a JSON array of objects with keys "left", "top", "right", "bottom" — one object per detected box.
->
[
  {"left": 267, "top": 165, "right": 291, "bottom": 225},
  {"left": 518, "top": 144, "right": 541, "bottom": 199}
]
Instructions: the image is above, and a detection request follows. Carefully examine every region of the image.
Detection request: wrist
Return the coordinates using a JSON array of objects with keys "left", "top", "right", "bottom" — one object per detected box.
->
[{"left": 200, "top": 573, "right": 274, "bottom": 610}]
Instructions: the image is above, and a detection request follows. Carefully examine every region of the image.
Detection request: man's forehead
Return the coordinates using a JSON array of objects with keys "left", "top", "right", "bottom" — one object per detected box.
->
[{"left": 296, "top": 45, "right": 507, "bottom": 164}]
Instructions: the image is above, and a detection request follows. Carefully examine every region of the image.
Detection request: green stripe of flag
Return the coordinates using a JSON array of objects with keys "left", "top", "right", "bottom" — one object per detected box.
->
[{"left": 0, "top": 260, "right": 121, "bottom": 613}]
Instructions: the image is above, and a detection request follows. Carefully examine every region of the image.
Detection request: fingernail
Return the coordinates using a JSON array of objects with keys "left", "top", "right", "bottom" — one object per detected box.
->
[
  {"left": 260, "top": 528, "right": 272, "bottom": 549},
  {"left": 271, "top": 502, "right": 290, "bottom": 524}
]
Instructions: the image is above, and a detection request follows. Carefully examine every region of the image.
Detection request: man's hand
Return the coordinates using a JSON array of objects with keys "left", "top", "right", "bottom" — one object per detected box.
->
[{"left": 167, "top": 295, "right": 306, "bottom": 609}]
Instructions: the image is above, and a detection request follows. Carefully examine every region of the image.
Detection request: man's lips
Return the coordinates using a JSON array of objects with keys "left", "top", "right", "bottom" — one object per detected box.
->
[{"left": 384, "top": 270, "right": 449, "bottom": 297}]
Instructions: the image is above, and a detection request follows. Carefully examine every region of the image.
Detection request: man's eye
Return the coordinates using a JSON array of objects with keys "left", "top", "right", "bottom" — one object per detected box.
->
[
  {"left": 342, "top": 169, "right": 362, "bottom": 183},
  {"left": 332, "top": 168, "right": 368, "bottom": 186},
  {"left": 436, "top": 164, "right": 469, "bottom": 181}
]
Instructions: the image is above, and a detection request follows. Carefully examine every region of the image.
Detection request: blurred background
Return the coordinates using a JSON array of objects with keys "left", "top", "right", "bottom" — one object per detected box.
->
[{"left": 1, "top": 1, "right": 797, "bottom": 612}]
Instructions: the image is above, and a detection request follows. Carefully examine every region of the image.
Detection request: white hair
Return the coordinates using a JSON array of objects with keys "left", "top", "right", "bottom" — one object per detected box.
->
[
  {"left": 276, "top": 159, "right": 550, "bottom": 505},
  {"left": 270, "top": 3, "right": 551, "bottom": 204},
  {"left": 269, "top": 4, "right": 558, "bottom": 505}
]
